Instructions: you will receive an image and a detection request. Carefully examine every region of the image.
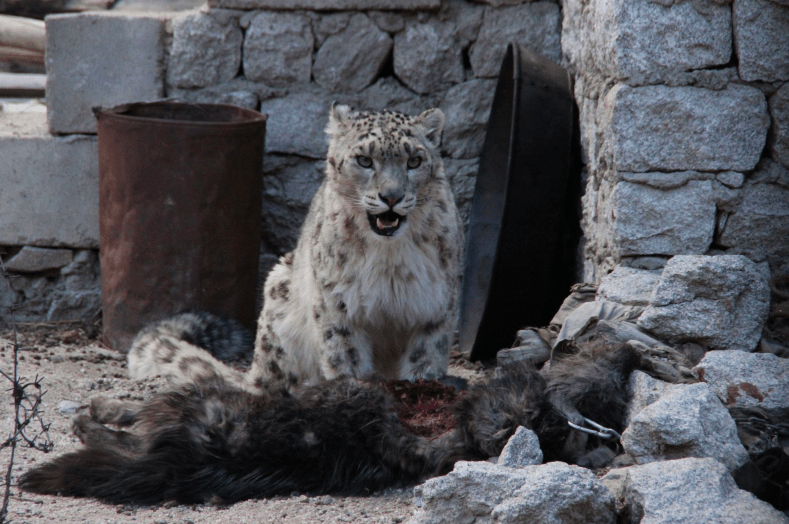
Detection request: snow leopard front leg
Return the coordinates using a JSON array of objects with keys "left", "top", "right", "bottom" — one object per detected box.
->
[
  {"left": 401, "top": 319, "right": 452, "bottom": 380},
  {"left": 313, "top": 296, "right": 375, "bottom": 380}
]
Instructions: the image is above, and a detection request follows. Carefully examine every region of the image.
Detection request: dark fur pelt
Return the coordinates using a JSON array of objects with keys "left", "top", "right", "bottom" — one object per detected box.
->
[{"left": 20, "top": 344, "right": 638, "bottom": 505}]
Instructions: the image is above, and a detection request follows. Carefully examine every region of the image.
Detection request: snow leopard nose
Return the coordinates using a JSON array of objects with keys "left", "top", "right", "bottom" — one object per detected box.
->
[{"left": 378, "top": 191, "right": 404, "bottom": 209}]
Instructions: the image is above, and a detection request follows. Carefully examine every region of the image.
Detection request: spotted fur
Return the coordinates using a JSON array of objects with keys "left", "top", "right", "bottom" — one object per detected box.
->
[{"left": 127, "top": 106, "right": 463, "bottom": 392}]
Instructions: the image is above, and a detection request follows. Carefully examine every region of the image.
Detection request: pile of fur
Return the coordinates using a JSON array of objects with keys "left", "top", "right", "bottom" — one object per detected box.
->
[{"left": 19, "top": 344, "right": 639, "bottom": 505}]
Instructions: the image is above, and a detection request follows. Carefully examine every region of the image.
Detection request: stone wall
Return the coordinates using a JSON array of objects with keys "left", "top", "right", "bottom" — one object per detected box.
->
[{"left": 562, "top": 0, "right": 789, "bottom": 282}]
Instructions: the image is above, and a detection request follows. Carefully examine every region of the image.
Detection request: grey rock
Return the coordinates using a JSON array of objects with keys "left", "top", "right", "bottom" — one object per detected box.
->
[
  {"left": 394, "top": 20, "right": 464, "bottom": 94},
  {"left": 46, "top": 13, "right": 165, "bottom": 134},
  {"left": 470, "top": 3, "right": 561, "bottom": 78},
  {"left": 694, "top": 350, "right": 789, "bottom": 411},
  {"left": 591, "top": 0, "right": 730, "bottom": 81},
  {"left": 5, "top": 247, "right": 73, "bottom": 273},
  {"left": 167, "top": 12, "right": 242, "bottom": 89},
  {"left": 349, "top": 77, "right": 428, "bottom": 115},
  {"left": 734, "top": 0, "right": 789, "bottom": 82},
  {"left": 261, "top": 155, "right": 325, "bottom": 253},
  {"left": 56, "top": 400, "right": 82, "bottom": 414},
  {"left": 621, "top": 382, "right": 749, "bottom": 471},
  {"left": 638, "top": 255, "right": 770, "bottom": 351},
  {"left": 625, "top": 370, "right": 681, "bottom": 426},
  {"left": 602, "top": 458, "right": 789, "bottom": 524},
  {"left": 618, "top": 170, "right": 713, "bottom": 190},
  {"left": 498, "top": 426, "right": 543, "bottom": 467},
  {"left": 310, "top": 12, "right": 351, "bottom": 47},
  {"left": 596, "top": 266, "right": 661, "bottom": 307},
  {"left": 770, "top": 83, "right": 789, "bottom": 169},
  {"left": 0, "top": 113, "right": 99, "bottom": 249},
  {"left": 717, "top": 171, "right": 745, "bottom": 188},
  {"left": 718, "top": 160, "right": 789, "bottom": 270},
  {"left": 368, "top": 11, "right": 406, "bottom": 33},
  {"left": 47, "top": 290, "right": 102, "bottom": 321},
  {"left": 439, "top": 79, "right": 496, "bottom": 159},
  {"left": 258, "top": 89, "right": 333, "bottom": 159},
  {"left": 243, "top": 12, "right": 313, "bottom": 87},
  {"left": 209, "top": 0, "right": 438, "bottom": 8},
  {"left": 603, "top": 84, "right": 769, "bottom": 172},
  {"left": 609, "top": 180, "right": 716, "bottom": 256},
  {"left": 313, "top": 14, "right": 392, "bottom": 93},
  {"left": 410, "top": 461, "right": 616, "bottom": 524},
  {"left": 443, "top": 157, "right": 478, "bottom": 228}
]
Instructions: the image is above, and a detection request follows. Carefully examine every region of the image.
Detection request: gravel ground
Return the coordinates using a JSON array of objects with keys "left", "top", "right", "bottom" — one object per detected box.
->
[{"left": 0, "top": 323, "right": 485, "bottom": 524}]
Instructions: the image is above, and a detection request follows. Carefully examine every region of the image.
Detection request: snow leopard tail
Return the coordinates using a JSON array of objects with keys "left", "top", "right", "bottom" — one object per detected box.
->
[{"left": 126, "top": 311, "right": 254, "bottom": 389}]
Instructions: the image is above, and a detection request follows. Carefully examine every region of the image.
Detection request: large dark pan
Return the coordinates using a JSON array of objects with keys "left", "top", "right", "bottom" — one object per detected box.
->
[{"left": 459, "top": 43, "right": 581, "bottom": 361}]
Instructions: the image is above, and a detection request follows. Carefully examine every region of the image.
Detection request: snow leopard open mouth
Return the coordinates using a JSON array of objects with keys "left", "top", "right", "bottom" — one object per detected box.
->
[{"left": 367, "top": 210, "right": 406, "bottom": 237}]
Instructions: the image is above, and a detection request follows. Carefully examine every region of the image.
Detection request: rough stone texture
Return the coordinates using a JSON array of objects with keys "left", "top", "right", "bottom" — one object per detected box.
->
[
  {"left": 243, "top": 12, "right": 313, "bottom": 87},
  {"left": 564, "top": 0, "right": 730, "bottom": 83},
  {"left": 498, "top": 427, "right": 543, "bottom": 468},
  {"left": 368, "top": 11, "right": 405, "bottom": 33},
  {"left": 719, "top": 159, "right": 789, "bottom": 273},
  {"left": 349, "top": 77, "right": 433, "bottom": 116},
  {"left": 637, "top": 255, "right": 771, "bottom": 351},
  {"left": 261, "top": 155, "right": 325, "bottom": 253},
  {"left": 4, "top": 247, "right": 73, "bottom": 273},
  {"left": 394, "top": 20, "right": 464, "bottom": 94},
  {"left": 313, "top": 14, "right": 392, "bottom": 93},
  {"left": 717, "top": 171, "right": 745, "bottom": 188},
  {"left": 258, "top": 89, "right": 333, "bottom": 159},
  {"left": 596, "top": 266, "right": 661, "bottom": 306},
  {"left": 609, "top": 180, "right": 716, "bottom": 257},
  {"left": 310, "top": 12, "right": 351, "bottom": 47},
  {"left": 46, "top": 13, "right": 165, "bottom": 134},
  {"left": 0, "top": 250, "right": 101, "bottom": 324},
  {"left": 443, "top": 157, "right": 478, "bottom": 228},
  {"left": 625, "top": 370, "right": 680, "bottom": 426},
  {"left": 209, "top": 0, "right": 439, "bottom": 9},
  {"left": 470, "top": 3, "right": 561, "bottom": 78},
  {"left": 0, "top": 112, "right": 98, "bottom": 248},
  {"left": 621, "top": 382, "right": 749, "bottom": 471},
  {"left": 733, "top": 0, "right": 789, "bottom": 82},
  {"left": 410, "top": 461, "right": 616, "bottom": 524},
  {"left": 770, "top": 83, "right": 789, "bottom": 169},
  {"left": 602, "top": 84, "right": 769, "bottom": 172},
  {"left": 601, "top": 458, "right": 789, "bottom": 524},
  {"left": 694, "top": 350, "right": 789, "bottom": 411},
  {"left": 440, "top": 79, "right": 496, "bottom": 159},
  {"left": 166, "top": 12, "right": 242, "bottom": 89}
]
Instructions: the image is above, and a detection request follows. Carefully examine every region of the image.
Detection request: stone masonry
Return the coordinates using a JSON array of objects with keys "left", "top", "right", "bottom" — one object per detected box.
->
[{"left": 2, "top": 0, "right": 788, "bottom": 329}]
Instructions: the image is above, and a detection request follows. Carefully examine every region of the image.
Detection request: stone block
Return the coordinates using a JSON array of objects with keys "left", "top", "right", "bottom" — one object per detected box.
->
[
  {"left": 734, "top": 0, "right": 789, "bottom": 82},
  {"left": 637, "top": 255, "right": 771, "bottom": 351},
  {"left": 440, "top": 79, "right": 496, "bottom": 159},
  {"left": 5, "top": 247, "right": 73, "bottom": 273},
  {"left": 498, "top": 426, "right": 543, "bottom": 467},
  {"left": 625, "top": 370, "right": 681, "bottom": 426},
  {"left": 621, "top": 382, "right": 749, "bottom": 471},
  {"left": 46, "top": 13, "right": 165, "bottom": 134},
  {"left": 443, "top": 157, "right": 478, "bottom": 227},
  {"left": 603, "top": 84, "right": 769, "bottom": 172},
  {"left": 394, "top": 20, "right": 464, "bottom": 94},
  {"left": 718, "top": 159, "right": 789, "bottom": 271},
  {"left": 769, "top": 83, "right": 789, "bottom": 169},
  {"left": 694, "top": 350, "right": 789, "bottom": 411},
  {"left": 601, "top": 458, "right": 789, "bottom": 524},
  {"left": 571, "top": 0, "right": 731, "bottom": 82},
  {"left": 470, "top": 3, "right": 561, "bottom": 78},
  {"left": 410, "top": 461, "right": 616, "bottom": 524},
  {"left": 0, "top": 112, "right": 99, "bottom": 249},
  {"left": 313, "top": 14, "right": 392, "bottom": 93},
  {"left": 261, "top": 155, "right": 325, "bottom": 253},
  {"left": 209, "top": 0, "right": 439, "bottom": 9},
  {"left": 167, "top": 12, "right": 242, "bottom": 89},
  {"left": 596, "top": 266, "right": 661, "bottom": 306},
  {"left": 243, "top": 12, "right": 313, "bottom": 87},
  {"left": 258, "top": 89, "right": 332, "bottom": 159},
  {"left": 609, "top": 180, "right": 716, "bottom": 256}
]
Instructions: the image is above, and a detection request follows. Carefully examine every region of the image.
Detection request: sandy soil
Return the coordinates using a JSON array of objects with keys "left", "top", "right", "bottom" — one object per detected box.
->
[{"left": 0, "top": 323, "right": 485, "bottom": 524}]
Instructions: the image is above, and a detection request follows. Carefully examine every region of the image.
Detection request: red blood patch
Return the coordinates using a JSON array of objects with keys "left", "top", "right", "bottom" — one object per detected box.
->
[{"left": 382, "top": 379, "right": 464, "bottom": 438}]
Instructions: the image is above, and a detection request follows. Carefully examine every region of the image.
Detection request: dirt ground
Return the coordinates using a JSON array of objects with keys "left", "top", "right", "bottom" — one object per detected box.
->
[{"left": 0, "top": 323, "right": 485, "bottom": 524}]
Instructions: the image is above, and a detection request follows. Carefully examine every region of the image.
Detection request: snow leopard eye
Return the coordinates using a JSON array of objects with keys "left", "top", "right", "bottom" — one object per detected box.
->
[
  {"left": 356, "top": 155, "right": 373, "bottom": 168},
  {"left": 406, "top": 156, "right": 422, "bottom": 169}
]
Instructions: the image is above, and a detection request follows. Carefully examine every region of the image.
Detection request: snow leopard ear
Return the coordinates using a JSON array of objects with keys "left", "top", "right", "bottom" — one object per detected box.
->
[
  {"left": 415, "top": 108, "right": 444, "bottom": 149},
  {"left": 326, "top": 103, "right": 353, "bottom": 137}
]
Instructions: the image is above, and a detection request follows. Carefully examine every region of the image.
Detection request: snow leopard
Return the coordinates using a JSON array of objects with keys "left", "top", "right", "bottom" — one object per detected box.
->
[{"left": 127, "top": 105, "right": 463, "bottom": 393}]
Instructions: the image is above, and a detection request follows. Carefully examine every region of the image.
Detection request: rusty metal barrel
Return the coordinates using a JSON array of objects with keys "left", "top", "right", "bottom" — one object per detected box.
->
[{"left": 95, "top": 101, "right": 267, "bottom": 351}]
